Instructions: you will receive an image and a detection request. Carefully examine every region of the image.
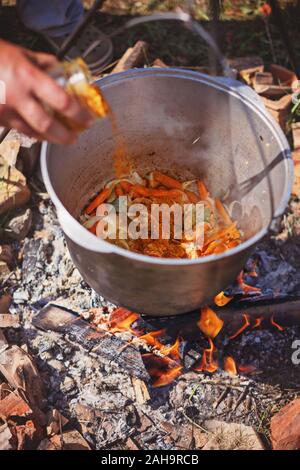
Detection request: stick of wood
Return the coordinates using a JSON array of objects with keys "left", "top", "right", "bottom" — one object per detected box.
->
[{"left": 112, "top": 41, "right": 148, "bottom": 73}]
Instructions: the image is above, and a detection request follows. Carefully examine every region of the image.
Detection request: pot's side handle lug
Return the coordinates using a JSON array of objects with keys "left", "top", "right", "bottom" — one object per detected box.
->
[{"left": 56, "top": 207, "right": 114, "bottom": 254}]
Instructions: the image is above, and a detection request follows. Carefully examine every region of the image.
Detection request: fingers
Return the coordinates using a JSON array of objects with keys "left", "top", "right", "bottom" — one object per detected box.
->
[
  {"left": 0, "top": 105, "right": 43, "bottom": 140},
  {"left": 17, "top": 97, "right": 78, "bottom": 144},
  {"left": 24, "top": 49, "right": 59, "bottom": 70},
  {"left": 31, "top": 67, "right": 94, "bottom": 128}
]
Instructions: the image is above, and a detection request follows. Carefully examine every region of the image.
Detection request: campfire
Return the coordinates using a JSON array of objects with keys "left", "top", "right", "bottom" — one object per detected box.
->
[
  {"left": 82, "top": 266, "right": 286, "bottom": 390},
  {"left": 1, "top": 1, "right": 300, "bottom": 453}
]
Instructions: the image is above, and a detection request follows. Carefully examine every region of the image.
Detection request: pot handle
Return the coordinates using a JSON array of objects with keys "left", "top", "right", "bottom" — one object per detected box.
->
[{"left": 56, "top": 207, "right": 114, "bottom": 254}]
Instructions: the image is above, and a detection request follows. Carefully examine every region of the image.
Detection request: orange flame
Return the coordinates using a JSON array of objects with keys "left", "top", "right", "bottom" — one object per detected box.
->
[
  {"left": 194, "top": 338, "right": 218, "bottom": 373},
  {"left": 139, "top": 329, "right": 165, "bottom": 349},
  {"left": 229, "top": 314, "right": 251, "bottom": 340},
  {"left": 109, "top": 309, "right": 140, "bottom": 334},
  {"left": 142, "top": 353, "right": 182, "bottom": 387},
  {"left": 237, "top": 272, "right": 261, "bottom": 294},
  {"left": 153, "top": 366, "right": 183, "bottom": 387},
  {"left": 197, "top": 306, "right": 224, "bottom": 339},
  {"left": 270, "top": 315, "right": 285, "bottom": 332},
  {"left": 238, "top": 364, "right": 257, "bottom": 375},
  {"left": 160, "top": 337, "right": 181, "bottom": 360},
  {"left": 252, "top": 317, "right": 263, "bottom": 329},
  {"left": 214, "top": 291, "right": 233, "bottom": 307},
  {"left": 224, "top": 356, "right": 238, "bottom": 375}
]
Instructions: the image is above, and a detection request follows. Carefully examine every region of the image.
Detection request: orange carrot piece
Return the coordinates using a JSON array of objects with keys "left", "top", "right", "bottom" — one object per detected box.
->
[
  {"left": 215, "top": 198, "right": 232, "bottom": 225},
  {"left": 153, "top": 171, "right": 182, "bottom": 190},
  {"left": 131, "top": 185, "right": 151, "bottom": 197},
  {"left": 89, "top": 223, "right": 97, "bottom": 235},
  {"left": 185, "top": 190, "right": 199, "bottom": 204},
  {"left": 85, "top": 187, "right": 111, "bottom": 215},
  {"left": 115, "top": 184, "right": 124, "bottom": 197},
  {"left": 197, "top": 181, "right": 209, "bottom": 200},
  {"left": 120, "top": 181, "right": 133, "bottom": 193}
]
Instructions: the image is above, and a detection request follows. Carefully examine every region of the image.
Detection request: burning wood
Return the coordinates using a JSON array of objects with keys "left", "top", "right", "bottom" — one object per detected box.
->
[{"left": 32, "top": 304, "right": 150, "bottom": 381}]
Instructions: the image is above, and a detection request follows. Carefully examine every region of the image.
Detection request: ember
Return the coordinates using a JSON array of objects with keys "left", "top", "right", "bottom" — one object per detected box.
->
[
  {"left": 270, "top": 315, "right": 285, "bottom": 332},
  {"left": 229, "top": 314, "right": 251, "bottom": 340},
  {"left": 237, "top": 272, "right": 261, "bottom": 294},
  {"left": 142, "top": 353, "right": 182, "bottom": 387}
]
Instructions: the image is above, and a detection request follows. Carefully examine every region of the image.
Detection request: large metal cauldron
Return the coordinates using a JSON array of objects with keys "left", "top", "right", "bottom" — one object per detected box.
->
[{"left": 41, "top": 68, "right": 293, "bottom": 315}]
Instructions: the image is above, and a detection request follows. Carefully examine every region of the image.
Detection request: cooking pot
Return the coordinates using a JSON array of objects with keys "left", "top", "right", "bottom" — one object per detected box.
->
[{"left": 41, "top": 68, "right": 293, "bottom": 315}]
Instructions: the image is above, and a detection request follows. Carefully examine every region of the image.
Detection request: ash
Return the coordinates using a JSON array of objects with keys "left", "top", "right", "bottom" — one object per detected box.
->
[{"left": 3, "top": 180, "right": 300, "bottom": 450}]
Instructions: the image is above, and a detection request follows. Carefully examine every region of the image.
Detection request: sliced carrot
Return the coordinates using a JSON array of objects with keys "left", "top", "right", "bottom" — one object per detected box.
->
[
  {"left": 215, "top": 198, "right": 232, "bottom": 225},
  {"left": 197, "top": 181, "right": 209, "bottom": 200},
  {"left": 85, "top": 187, "right": 111, "bottom": 215},
  {"left": 185, "top": 190, "right": 199, "bottom": 204},
  {"left": 120, "top": 181, "right": 133, "bottom": 193},
  {"left": 89, "top": 223, "right": 97, "bottom": 235},
  {"left": 148, "top": 188, "right": 176, "bottom": 197},
  {"left": 115, "top": 183, "right": 124, "bottom": 197},
  {"left": 131, "top": 185, "right": 151, "bottom": 197},
  {"left": 153, "top": 171, "right": 182, "bottom": 190}
]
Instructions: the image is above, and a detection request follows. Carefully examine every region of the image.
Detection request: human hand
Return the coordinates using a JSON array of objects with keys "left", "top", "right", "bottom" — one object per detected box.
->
[{"left": 0, "top": 40, "right": 94, "bottom": 144}]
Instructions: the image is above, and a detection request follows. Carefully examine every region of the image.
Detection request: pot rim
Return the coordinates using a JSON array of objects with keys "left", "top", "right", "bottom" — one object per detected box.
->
[{"left": 41, "top": 67, "right": 293, "bottom": 266}]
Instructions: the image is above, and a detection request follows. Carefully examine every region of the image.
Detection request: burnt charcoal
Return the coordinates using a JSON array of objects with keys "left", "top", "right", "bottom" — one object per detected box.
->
[{"left": 33, "top": 304, "right": 150, "bottom": 381}]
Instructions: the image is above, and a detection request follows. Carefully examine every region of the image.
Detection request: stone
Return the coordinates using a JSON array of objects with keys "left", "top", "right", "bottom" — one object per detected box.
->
[
  {"left": 0, "top": 293, "right": 12, "bottom": 313},
  {"left": 46, "top": 409, "right": 69, "bottom": 436},
  {"left": 292, "top": 150, "right": 300, "bottom": 197},
  {"left": 61, "top": 375, "right": 76, "bottom": 393},
  {"left": 0, "top": 261, "right": 10, "bottom": 278},
  {"left": 3, "top": 129, "right": 40, "bottom": 176},
  {"left": 270, "top": 63, "right": 297, "bottom": 87},
  {"left": 0, "top": 313, "right": 20, "bottom": 328},
  {"left": 0, "top": 392, "right": 32, "bottom": 419},
  {"left": 271, "top": 398, "right": 300, "bottom": 450},
  {"left": 48, "top": 359, "right": 65, "bottom": 372},
  {"left": 0, "top": 346, "right": 45, "bottom": 413},
  {"left": 59, "top": 430, "right": 91, "bottom": 450},
  {"left": 0, "top": 157, "right": 31, "bottom": 215},
  {"left": 228, "top": 56, "right": 264, "bottom": 85},
  {"left": 153, "top": 58, "right": 168, "bottom": 68},
  {"left": 0, "top": 423, "right": 16, "bottom": 450},
  {"left": 253, "top": 71, "right": 274, "bottom": 94},
  {"left": 0, "top": 330, "right": 8, "bottom": 353},
  {"left": 261, "top": 94, "right": 292, "bottom": 130},
  {"left": 292, "top": 122, "right": 300, "bottom": 150},
  {"left": 125, "top": 437, "right": 140, "bottom": 450},
  {"left": 0, "top": 245, "right": 13, "bottom": 267},
  {"left": 4, "top": 207, "right": 32, "bottom": 240},
  {"left": 202, "top": 420, "right": 265, "bottom": 450},
  {"left": 0, "top": 139, "right": 20, "bottom": 166}
]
